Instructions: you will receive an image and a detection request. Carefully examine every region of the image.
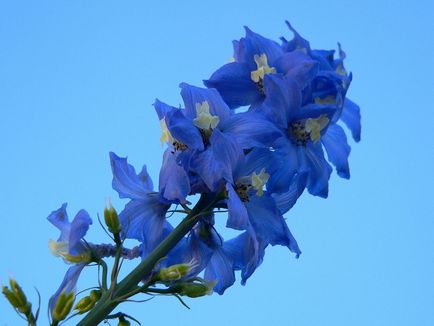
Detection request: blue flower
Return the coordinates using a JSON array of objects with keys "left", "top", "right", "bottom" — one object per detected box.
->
[
  {"left": 281, "top": 22, "right": 361, "bottom": 142},
  {"left": 48, "top": 203, "right": 93, "bottom": 263},
  {"left": 204, "top": 26, "right": 317, "bottom": 109},
  {"left": 154, "top": 83, "right": 281, "bottom": 195},
  {"left": 258, "top": 74, "right": 336, "bottom": 197},
  {"left": 110, "top": 152, "right": 172, "bottom": 257}
]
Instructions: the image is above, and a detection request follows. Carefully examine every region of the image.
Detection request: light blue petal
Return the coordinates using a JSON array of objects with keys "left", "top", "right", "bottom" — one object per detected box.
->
[
  {"left": 340, "top": 98, "right": 361, "bottom": 142},
  {"left": 204, "top": 248, "right": 235, "bottom": 295},
  {"left": 68, "top": 209, "right": 92, "bottom": 255},
  {"left": 322, "top": 124, "right": 351, "bottom": 179},
  {"left": 272, "top": 173, "right": 307, "bottom": 214},
  {"left": 246, "top": 194, "right": 301, "bottom": 257},
  {"left": 49, "top": 263, "right": 85, "bottom": 313},
  {"left": 118, "top": 195, "right": 169, "bottom": 250},
  {"left": 226, "top": 183, "right": 249, "bottom": 230},
  {"left": 47, "top": 203, "right": 70, "bottom": 242},
  {"left": 223, "top": 229, "right": 265, "bottom": 285},
  {"left": 110, "top": 152, "right": 153, "bottom": 200}
]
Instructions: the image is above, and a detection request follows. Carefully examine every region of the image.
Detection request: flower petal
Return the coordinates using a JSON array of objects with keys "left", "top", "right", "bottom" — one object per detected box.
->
[
  {"left": 204, "top": 62, "right": 261, "bottom": 109},
  {"left": 180, "top": 83, "right": 231, "bottom": 123},
  {"left": 118, "top": 195, "right": 169, "bottom": 251},
  {"left": 68, "top": 210, "right": 92, "bottom": 255},
  {"left": 340, "top": 98, "right": 361, "bottom": 142},
  {"left": 204, "top": 248, "right": 235, "bottom": 295},
  {"left": 110, "top": 152, "right": 153, "bottom": 200},
  {"left": 226, "top": 183, "right": 249, "bottom": 230},
  {"left": 246, "top": 194, "right": 301, "bottom": 256},
  {"left": 219, "top": 111, "right": 282, "bottom": 149},
  {"left": 322, "top": 123, "right": 351, "bottom": 179},
  {"left": 159, "top": 149, "right": 191, "bottom": 203}
]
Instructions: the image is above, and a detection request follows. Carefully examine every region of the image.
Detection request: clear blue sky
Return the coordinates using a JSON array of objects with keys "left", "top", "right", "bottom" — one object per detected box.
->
[{"left": 1, "top": 1, "right": 433, "bottom": 325}]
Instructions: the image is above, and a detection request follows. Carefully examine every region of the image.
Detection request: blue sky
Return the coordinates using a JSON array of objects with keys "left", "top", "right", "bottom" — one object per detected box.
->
[{"left": 1, "top": 1, "right": 433, "bottom": 325}]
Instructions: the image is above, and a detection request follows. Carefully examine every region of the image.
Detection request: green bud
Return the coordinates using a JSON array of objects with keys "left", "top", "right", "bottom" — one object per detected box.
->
[
  {"left": 104, "top": 204, "right": 121, "bottom": 234},
  {"left": 178, "top": 279, "right": 216, "bottom": 298},
  {"left": 52, "top": 291, "right": 75, "bottom": 322},
  {"left": 89, "top": 289, "right": 102, "bottom": 301},
  {"left": 156, "top": 261, "right": 195, "bottom": 282},
  {"left": 2, "top": 278, "right": 32, "bottom": 314},
  {"left": 74, "top": 289, "right": 102, "bottom": 314},
  {"left": 118, "top": 316, "right": 131, "bottom": 326}
]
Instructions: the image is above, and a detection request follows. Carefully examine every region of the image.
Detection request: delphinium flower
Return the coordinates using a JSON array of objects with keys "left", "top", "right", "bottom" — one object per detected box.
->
[
  {"left": 47, "top": 204, "right": 92, "bottom": 323},
  {"left": 3, "top": 21, "right": 361, "bottom": 326},
  {"left": 204, "top": 21, "right": 361, "bottom": 200},
  {"left": 154, "top": 82, "right": 281, "bottom": 200}
]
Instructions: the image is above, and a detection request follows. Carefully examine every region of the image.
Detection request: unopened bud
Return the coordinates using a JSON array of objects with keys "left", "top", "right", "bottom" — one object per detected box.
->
[
  {"left": 52, "top": 291, "right": 75, "bottom": 322},
  {"left": 118, "top": 316, "right": 131, "bottom": 326},
  {"left": 2, "top": 278, "right": 32, "bottom": 314},
  {"left": 178, "top": 279, "right": 216, "bottom": 298},
  {"left": 74, "top": 289, "right": 101, "bottom": 314},
  {"left": 104, "top": 204, "right": 121, "bottom": 234},
  {"left": 156, "top": 260, "right": 196, "bottom": 282}
]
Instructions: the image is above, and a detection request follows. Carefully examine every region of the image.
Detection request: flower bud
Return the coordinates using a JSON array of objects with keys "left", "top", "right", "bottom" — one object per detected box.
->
[
  {"left": 74, "top": 289, "right": 101, "bottom": 314},
  {"left": 104, "top": 204, "right": 121, "bottom": 234},
  {"left": 178, "top": 279, "right": 216, "bottom": 298},
  {"left": 156, "top": 261, "right": 195, "bottom": 282},
  {"left": 52, "top": 291, "right": 75, "bottom": 322},
  {"left": 118, "top": 316, "right": 131, "bottom": 326},
  {"left": 2, "top": 278, "right": 32, "bottom": 314}
]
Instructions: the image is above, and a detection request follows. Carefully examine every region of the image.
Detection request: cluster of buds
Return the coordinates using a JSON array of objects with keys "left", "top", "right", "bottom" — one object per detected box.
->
[{"left": 2, "top": 278, "right": 37, "bottom": 324}]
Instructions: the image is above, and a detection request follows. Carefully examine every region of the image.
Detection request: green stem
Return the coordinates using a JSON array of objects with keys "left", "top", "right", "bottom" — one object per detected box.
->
[{"left": 77, "top": 193, "right": 217, "bottom": 325}]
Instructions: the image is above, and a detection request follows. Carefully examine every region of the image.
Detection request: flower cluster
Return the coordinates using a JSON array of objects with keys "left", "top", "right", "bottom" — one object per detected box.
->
[{"left": 7, "top": 22, "right": 361, "bottom": 325}]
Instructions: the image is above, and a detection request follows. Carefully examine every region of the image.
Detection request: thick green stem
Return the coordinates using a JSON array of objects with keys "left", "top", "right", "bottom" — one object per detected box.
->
[{"left": 77, "top": 193, "right": 216, "bottom": 325}]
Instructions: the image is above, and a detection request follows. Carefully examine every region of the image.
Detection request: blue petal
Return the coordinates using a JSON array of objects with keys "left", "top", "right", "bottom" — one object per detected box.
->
[
  {"left": 272, "top": 173, "right": 307, "bottom": 214},
  {"left": 275, "top": 52, "right": 319, "bottom": 89},
  {"left": 204, "top": 248, "right": 235, "bottom": 295},
  {"left": 243, "top": 26, "right": 284, "bottom": 66},
  {"left": 304, "top": 142, "right": 333, "bottom": 198},
  {"left": 165, "top": 231, "right": 213, "bottom": 278},
  {"left": 267, "top": 139, "right": 300, "bottom": 193},
  {"left": 68, "top": 210, "right": 92, "bottom": 255},
  {"left": 165, "top": 109, "right": 204, "bottom": 150},
  {"left": 154, "top": 99, "right": 177, "bottom": 120},
  {"left": 281, "top": 21, "right": 311, "bottom": 53},
  {"left": 49, "top": 263, "right": 85, "bottom": 313},
  {"left": 110, "top": 152, "right": 153, "bottom": 200},
  {"left": 224, "top": 229, "right": 265, "bottom": 285},
  {"left": 191, "top": 129, "right": 242, "bottom": 190},
  {"left": 226, "top": 183, "right": 249, "bottom": 230},
  {"left": 219, "top": 111, "right": 282, "bottom": 149},
  {"left": 322, "top": 124, "right": 351, "bottom": 179},
  {"left": 159, "top": 149, "right": 191, "bottom": 203},
  {"left": 204, "top": 62, "right": 261, "bottom": 109},
  {"left": 118, "top": 195, "right": 169, "bottom": 250},
  {"left": 246, "top": 194, "right": 301, "bottom": 256},
  {"left": 47, "top": 203, "right": 70, "bottom": 241},
  {"left": 340, "top": 98, "right": 361, "bottom": 142},
  {"left": 234, "top": 147, "right": 275, "bottom": 178},
  {"left": 180, "top": 83, "right": 231, "bottom": 123},
  {"left": 262, "top": 74, "right": 302, "bottom": 127}
]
